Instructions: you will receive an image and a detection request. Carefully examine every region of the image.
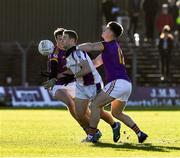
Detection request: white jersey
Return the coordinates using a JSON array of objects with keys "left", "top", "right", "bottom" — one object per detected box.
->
[{"left": 66, "top": 50, "right": 102, "bottom": 86}]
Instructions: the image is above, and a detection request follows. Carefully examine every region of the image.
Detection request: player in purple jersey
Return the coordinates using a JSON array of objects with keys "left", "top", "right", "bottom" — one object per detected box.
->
[
  {"left": 77, "top": 21, "right": 148, "bottom": 143},
  {"left": 42, "top": 28, "right": 81, "bottom": 126}
]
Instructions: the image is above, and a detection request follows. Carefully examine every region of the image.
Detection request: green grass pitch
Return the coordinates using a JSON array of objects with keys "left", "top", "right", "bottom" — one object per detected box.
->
[{"left": 0, "top": 109, "right": 180, "bottom": 157}]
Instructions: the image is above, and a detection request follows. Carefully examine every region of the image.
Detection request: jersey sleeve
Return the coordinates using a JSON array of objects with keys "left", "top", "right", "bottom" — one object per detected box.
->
[
  {"left": 49, "top": 60, "right": 58, "bottom": 79},
  {"left": 48, "top": 47, "right": 59, "bottom": 79},
  {"left": 48, "top": 47, "right": 59, "bottom": 63},
  {"left": 48, "top": 53, "right": 58, "bottom": 63}
]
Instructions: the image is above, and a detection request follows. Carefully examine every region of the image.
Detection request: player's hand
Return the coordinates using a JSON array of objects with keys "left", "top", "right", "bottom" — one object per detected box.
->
[
  {"left": 59, "top": 74, "right": 75, "bottom": 86},
  {"left": 42, "top": 78, "right": 57, "bottom": 90},
  {"left": 57, "top": 73, "right": 66, "bottom": 79}
]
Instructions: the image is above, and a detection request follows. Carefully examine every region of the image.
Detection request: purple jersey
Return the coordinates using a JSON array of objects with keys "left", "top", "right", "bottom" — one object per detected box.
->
[
  {"left": 48, "top": 46, "right": 68, "bottom": 85},
  {"left": 101, "top": 40, "right": 130, "bottom": 83}
]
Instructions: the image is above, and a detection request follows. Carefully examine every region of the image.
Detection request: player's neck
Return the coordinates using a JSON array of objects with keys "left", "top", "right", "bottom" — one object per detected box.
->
[
  {"left": 57, "top": 45, "right": 64, "bottom": 50},
  {"left": 104, "top": 37, "right": 116, "bottom": 42},
  {"left": 66, "top": 44, "right": 76, "bottom": 50}
]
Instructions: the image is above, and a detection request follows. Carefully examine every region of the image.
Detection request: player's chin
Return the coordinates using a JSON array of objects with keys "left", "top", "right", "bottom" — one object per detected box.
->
[{"left": 101, "top": 34, "right": 105, "bottom": 41}]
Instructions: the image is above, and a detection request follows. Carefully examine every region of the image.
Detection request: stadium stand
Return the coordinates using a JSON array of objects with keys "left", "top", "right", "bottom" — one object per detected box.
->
[{"left": 120, "top": 41, "right": 180, "bottom": 86}]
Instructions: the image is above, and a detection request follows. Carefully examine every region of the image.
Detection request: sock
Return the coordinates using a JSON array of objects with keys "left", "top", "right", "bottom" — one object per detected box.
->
[
  {"left": 83, "top": 127, "right": 89, "bottom": 134},
  {"left": 111, "top": 122, "right": 117, "bottom": 128},
  {"left": 131, "top": 124, "right": 141, "bottom": 136},
  {"left": 88, "top": 127, "right": 98, "bottom": 135}
]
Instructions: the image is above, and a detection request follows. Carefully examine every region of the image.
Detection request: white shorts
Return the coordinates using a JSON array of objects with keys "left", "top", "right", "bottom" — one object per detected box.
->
[
  {"left": 76, "top": 82, "right": 103, "bottom": 100},
  {"left": 49, "top": 82, "right": 76, "bottom": 98},
  {"left": 102, "top": 79, "right": 132, "bottom": 102}
]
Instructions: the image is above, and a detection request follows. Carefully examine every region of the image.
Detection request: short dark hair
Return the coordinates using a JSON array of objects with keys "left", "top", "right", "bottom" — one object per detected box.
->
[
  {"left": 63, "top": 30, "right": 78, "bottom": 43},
  {"left": 107, "top": 21, "right": 123, "bottom": 37},
  {"left": 54, "top": 28, "right": 65, "bottom": 39}
]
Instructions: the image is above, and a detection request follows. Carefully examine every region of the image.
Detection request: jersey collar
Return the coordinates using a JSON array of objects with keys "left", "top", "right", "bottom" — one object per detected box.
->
[{"left": 66, "top": 46, "right": 76, "bottom": 57}]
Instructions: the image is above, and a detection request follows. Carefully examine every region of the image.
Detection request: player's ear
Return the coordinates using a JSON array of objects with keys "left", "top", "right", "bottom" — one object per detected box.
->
[{"left": 72, "top": 38, "right": 76, "bottom": 44}]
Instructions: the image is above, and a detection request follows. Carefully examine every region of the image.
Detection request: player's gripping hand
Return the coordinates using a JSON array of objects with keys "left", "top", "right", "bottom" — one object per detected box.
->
[
  {"left": 42, "top": 78, "right": 57, "bottom": 90},
  {"left": 58, "top": 74, "right": 75, "bottom": 86}
]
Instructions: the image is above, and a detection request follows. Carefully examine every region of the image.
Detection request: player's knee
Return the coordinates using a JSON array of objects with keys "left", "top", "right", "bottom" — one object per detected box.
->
[
  {"left": 111, "top": 111, "right": 117, "bottom": 118},
  {"left": 100, "top": 109, "right": 105, "bottom": 117},
  {"left": 66, "top": 100, "right": 75, "bottom": 109},
  {"left": 111, "top": 110, "right": 123, "bottom": 119}
]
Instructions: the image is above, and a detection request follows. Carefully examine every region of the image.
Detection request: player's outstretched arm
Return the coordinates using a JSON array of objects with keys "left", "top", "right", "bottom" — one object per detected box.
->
[
  {"left": 78, "top": 42, "right": 104, "bottom": 52},
  {"left": 93, "top": 54, "right": 103, "bottom": 68}
]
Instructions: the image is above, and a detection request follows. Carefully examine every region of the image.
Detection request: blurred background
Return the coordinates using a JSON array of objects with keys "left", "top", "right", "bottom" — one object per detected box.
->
[{"left": 0, "top": 0, "right": 180, "bottom": 107}]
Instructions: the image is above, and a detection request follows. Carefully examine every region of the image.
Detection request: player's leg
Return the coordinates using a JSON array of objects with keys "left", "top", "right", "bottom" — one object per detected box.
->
[
  {"left": 86, "top": 80, "right": 128, "bottom": 142},
  {"left": 87, "top": 90, "right": 115, "bottom": 142},
  {"left": 75, "top": 98, "right": 90, "bottom": 132},
  {"left": 100, "top": 108, "right": 114, "bottom": 126},
  {"left": 92, "top": 83, "right": 119, "bottom": 130},
  {"left": 111, "top": 100, "right": 134, "bottom": 127},
  {"left": 80, "top": 83, "right": 119, "bottom": 142},
  {"left": 111, "top": 99, "right": 148, "bottom": 143},
  {"left": 54, "top": 89, "right": 78, "bottom": 122},
  {"left": 110, "top": 79, "right": 148, "bottom": 143},
  {"left": 100, "top": 107, "right": 121, "bottom": 142}
]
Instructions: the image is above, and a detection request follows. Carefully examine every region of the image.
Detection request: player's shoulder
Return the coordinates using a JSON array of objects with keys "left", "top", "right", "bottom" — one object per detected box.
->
[
  {"left": 48, "top": 46, "right": 59, "bottom": 61},
  {"left": 73, "top": 50, "right": 87, "bottom": 59},
  {"left": 101, "top": 40, "right": 114, "bottom": 49},
  {"left": 104, "top": 40, "right": 120, "bottom": 49},
  {"left": 53, "top": 46, "right": 60, "bottom": 54}
]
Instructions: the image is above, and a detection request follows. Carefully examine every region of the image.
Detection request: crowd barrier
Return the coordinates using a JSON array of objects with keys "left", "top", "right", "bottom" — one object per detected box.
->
[
  {"left": 0, "top": 86, "right": 65, "bottom": 107},
  {"left": 0, "top": 86, "right": 180, "bottom": 107},
  {"left": 129, "top": 87, "right": 180, "bottom": 106}
]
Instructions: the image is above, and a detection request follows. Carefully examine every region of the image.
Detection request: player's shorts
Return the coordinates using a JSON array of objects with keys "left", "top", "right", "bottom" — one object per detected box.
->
[
  {"left": 76, "top": 82, "right": 103, "bottom": 100},
  {"left": 102, "top": 79, "right": 132, "bottom": 102},
  {"left": 49, "top": 82, "right": 76, "bottom": 98}
]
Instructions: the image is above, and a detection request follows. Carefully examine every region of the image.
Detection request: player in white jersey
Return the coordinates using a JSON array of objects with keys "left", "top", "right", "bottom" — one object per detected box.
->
[{"left": 58, "top": 30, "right": 121, "bottom": 142}]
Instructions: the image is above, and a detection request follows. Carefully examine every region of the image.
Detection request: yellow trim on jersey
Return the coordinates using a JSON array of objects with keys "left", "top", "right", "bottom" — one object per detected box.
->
[
  {"left": 54, "top": 47, "right": 59, "bottom": 54},
  {"left": 118, "top": 48, "right": 123, "bottom": 64},
  {"left": 116, "top": 42, "right": 125, "bottom": 65},
  {"left": 50, "top": 58, "right": 58, "bottom": 62}
]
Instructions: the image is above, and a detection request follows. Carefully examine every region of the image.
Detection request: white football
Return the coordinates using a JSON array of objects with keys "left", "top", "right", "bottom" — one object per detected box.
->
[{"left": 38, "top": 40, "right": 54, "bottom": 56}]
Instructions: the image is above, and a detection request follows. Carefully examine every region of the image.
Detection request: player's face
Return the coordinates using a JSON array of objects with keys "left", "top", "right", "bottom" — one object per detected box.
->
[
  {"left": 62, "top": 34, "right": 73, "bottom": 50},
  {"left": 55, "top": 35, "right": 63, "bottom": 49},
  {"left": 101, "top": 27, "right": 113, "bottom": 40}
]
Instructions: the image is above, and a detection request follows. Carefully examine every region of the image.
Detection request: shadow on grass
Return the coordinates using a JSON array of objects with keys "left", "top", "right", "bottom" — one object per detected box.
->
[{"left": 91, "top": 142, "right": 180, "bottom": 152}]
